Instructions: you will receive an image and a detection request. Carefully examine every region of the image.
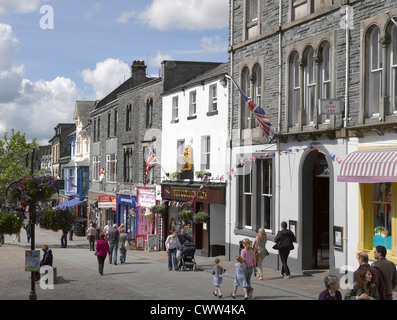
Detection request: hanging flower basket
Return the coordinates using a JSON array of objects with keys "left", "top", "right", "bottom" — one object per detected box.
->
[
  {"left": 36, "top": 207, "right": 77, "bottom": 232},
  {"left": 152, "top": 204, "right": 166, "bottom": 215},
  {"left": 193, "top": 211, "right": 209, "bottom": 224},
  {"left": 180, "top": 210, "right": 193, "bottom": 221},
  {"left": 7, "top": 176, "right": 58, "bottom": 203},
  {"left": 0, "top": 210, "right": 25, "bottom": 235}
]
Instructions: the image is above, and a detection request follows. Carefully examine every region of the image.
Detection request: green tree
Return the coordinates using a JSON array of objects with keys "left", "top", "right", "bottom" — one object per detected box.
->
[{"left": 0, "top": 129, "right": 39, "bottom": 202}]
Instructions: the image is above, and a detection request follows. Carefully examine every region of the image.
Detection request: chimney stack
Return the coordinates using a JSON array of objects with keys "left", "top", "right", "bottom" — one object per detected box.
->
[{"left": 131, "top": 60, "right": 147, "bottom": 76}]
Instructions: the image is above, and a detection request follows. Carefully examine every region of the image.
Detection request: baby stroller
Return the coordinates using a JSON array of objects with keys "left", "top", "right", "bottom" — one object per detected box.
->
[{"left": 178, "top": 241, "right": 197, "bottom": 271}]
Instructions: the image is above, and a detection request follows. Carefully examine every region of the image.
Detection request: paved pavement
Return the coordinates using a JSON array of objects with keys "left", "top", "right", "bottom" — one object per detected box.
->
[{"left": 1, "top": 227, "right": 345, "bottom": 303}]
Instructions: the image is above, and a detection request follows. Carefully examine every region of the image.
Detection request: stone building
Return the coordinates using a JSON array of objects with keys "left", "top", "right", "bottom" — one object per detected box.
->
[{"left": 227, "top": 0, "right": 397, "bottom": 274}]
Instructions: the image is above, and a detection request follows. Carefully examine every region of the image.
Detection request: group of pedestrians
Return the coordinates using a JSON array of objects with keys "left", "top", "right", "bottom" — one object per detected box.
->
[
  {"left": 319, "top": 245, "right": 397, "bottom": 300},
  {"left": 89, "top": 221, "right": 129, "bottom": 276},
  {"left": 210, "top": 222, "right": 296, "bottom": 300}
]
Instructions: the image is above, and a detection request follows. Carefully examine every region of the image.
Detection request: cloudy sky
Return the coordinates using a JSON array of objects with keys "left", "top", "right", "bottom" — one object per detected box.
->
[{"left": 0, "top": 0, "right": 229, "bottom": 145}]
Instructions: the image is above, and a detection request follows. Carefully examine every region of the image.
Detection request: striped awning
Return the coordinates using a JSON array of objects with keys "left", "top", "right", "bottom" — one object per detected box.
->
[{"left": 337, "top": 147, "right": 397, "bottom": 183}]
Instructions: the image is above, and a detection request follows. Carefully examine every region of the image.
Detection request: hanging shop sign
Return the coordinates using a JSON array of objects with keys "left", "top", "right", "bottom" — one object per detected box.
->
[
  {"left": 319, "top": 99, "right": 342, "bottom": 115},
  {"left": 137, "top": 187, "right": 156, "bottom": 208},
  {"left": 98, "top": 195, "right": 112, "bottom": 208}
]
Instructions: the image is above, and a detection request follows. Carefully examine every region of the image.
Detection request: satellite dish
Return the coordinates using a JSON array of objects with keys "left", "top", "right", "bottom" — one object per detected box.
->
[{"left": 165, "top": 61, "right": 176, "bottom": 70}]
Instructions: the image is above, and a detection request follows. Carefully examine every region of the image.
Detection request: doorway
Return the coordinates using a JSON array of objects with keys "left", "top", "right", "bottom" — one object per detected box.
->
[{"left": 302, "top": 150, "right": 330, "bottom": 270}]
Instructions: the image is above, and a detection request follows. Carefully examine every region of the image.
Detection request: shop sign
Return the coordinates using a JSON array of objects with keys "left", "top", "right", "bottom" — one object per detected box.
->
[
  {"left": 173, "top": 189, "right": 207, "bottom": 200},
  {"left": 137, "top": 187, "right": 156, "bottom": 208},
  {"left": 118, "top": 195, "right": 137, "bottom": 206},
  {"left": 111, "top": 196, "right": 117, "bottom": 211},
  {"left": 98, "top": 195, "right": 112, "bottom": 208}
]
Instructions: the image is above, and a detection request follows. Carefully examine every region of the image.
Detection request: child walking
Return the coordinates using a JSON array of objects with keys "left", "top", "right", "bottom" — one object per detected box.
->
[
  {"left": 211, "top": 258, "right": 226, "bottom": 298},
  {"left": 231, "top": 255, "right": 249, "bottom": 300}
]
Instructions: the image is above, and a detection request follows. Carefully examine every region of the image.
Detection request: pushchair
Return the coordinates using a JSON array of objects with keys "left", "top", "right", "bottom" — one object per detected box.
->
[{"left": 178, "top": 241, "right": 197, "bottom": 271}]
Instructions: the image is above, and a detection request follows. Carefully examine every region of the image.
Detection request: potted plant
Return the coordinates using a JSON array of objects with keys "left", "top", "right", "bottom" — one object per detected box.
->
[
  {"left": 0, "top": 210, "right": 25, "bottom": 235},
  {"left": 180, "top": 210, "right": 193, "bottom": 221},
  {"left": 195, "top": 171, "right": 211, "bottom": 179},
  {"left": 193, "top": 211, "right": 209, "bottom": 224}
]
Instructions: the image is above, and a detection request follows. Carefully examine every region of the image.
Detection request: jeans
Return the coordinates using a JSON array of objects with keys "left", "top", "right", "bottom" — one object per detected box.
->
[
  {"left": 245, "top": 267, "right": 254, "bottom": 293},
  {"left": 119, "top": 247, "right": 126, "bottom": 263},
  {"left": 109, "top": 240, "right": 118, "bottom": 263},
  {"left": 60, "top": 231, "right": 68, "bottom": 248},
  {"left": 167, "top": 248, "right": 178, "bottom": 270},
  {"left": 279, "top": 248, "right": 291, "bottom": 276}
]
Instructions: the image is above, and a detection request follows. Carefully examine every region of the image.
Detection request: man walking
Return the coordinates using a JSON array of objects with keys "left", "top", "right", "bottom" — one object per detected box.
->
[
  {"left": 372, "top": 245, "right": 397, "bottom": 300},
  {"left": 86, "top": 223, "right": 97, "bottom": 251},
  {"left": 108, "top": 224, "right": 120, "bottom": 265}
]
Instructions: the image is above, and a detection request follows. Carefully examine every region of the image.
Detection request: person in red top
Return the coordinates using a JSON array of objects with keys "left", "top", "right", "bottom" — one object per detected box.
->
[
  {"left": 96, "top": 232, "right": 111, "bottom": 276},
  {"left": 241, "top": 238, "right": 256, "bottom": 299}
]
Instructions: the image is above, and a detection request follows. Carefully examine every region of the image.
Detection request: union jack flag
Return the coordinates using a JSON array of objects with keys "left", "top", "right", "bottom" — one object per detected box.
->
[
  {"left": 145, "top": 147, "right": 160, "bottom": 174},
  {"left": 225, "top": 73, "right": 272, "bottom": 138}
]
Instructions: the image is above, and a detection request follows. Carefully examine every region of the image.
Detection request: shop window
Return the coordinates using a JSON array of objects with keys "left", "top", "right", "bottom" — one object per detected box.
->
[
  {"left": 372, "top": 183, "right": 392, "bottom": 250},
  {"left": 360, "top": 182, "right": 397, "bottom": 262}
]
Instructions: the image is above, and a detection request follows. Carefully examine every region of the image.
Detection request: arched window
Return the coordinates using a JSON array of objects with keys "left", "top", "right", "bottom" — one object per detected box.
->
[
  {"left": 388, "top": 23, "right": 397, "bottom": 115},
  {"left": 241, "top": 67, "right": 251, "bottom": 129},
  {"left": 319, "top": 42, "right": 331, "bottom": 123},
  {"left": 366, "top": 26, "right": 382, "bottom": 118},
  {"left": 304, "top": 47, "right": 316, "bottom": 125},
  {"left": 289, "top": 51, "right": 300, "bottom": 127}
]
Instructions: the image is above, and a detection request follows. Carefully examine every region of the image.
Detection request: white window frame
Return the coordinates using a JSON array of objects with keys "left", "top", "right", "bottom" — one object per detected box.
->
[
  {"left": 209, "top": 85, "right": 218, "bottom": 113},
  {"left": 106, "top": 154, "right": 117, "bottom": 183},
  {"left": 93, "top": 156, "right": 100, "bottom": 181},
  {"left": 201, "top": 136, "right": 211, "bottom": 171},
  {"left": 189, "top": 91, "right": 197, "bottom": 117},
  {"left": 172, "top": 96, "right": 179, "bottom": 121}
]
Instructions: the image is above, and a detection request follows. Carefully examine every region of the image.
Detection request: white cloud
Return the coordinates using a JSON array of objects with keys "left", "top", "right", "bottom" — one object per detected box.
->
[
  {"left": 116, "top": 10, "right": 136, "bottom": 24},
  {"left": 136, "top": 0, "right": 228, "bottom": 31},
  {"left": 80, "top": 58, "right": 131, "bottom": 100},
  {"left": 0, "top": 77, "right": 81, "bottom": 145},
  {"left": 86, "top": 3, "right": 103, "bottom": 19},
  {"left": 0, "top": 0, "right": 45, "bottom": 17},
  {"left": 201, "top": 35, "right": 227, "bottom": 54},
  {"left": 0, "top": 23, "right": 81, "bottom": 145},
  {"left": 149, "top": 51, "right": 172, "bottom": 71}
]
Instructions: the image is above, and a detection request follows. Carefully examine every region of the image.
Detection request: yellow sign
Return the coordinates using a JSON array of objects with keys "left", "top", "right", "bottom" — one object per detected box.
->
[{"left": 173, "top": 189, "right": 207, "bottom": 200}]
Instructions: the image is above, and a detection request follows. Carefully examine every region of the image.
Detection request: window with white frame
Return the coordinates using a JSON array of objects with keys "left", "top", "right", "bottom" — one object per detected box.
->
[
  {"left": 209, "top": 85, "right": 217, "bottom": 112},
  {"left": 304, "top": 47, "right": 316, "bottom": 125},
  {"left": 247, "top": 0, "right": 258, "bottom": 23},
  {"left": 388, "top": 23, "right": 397, "bottom": 115},
  {"left": 289, "top": 51, "right": 300, "bottom": 127},
  {"left": 189, "top": 91, "right": 197, "bottom": 116},
  {"left": 237, "top": 158, "right": 273, "bottom": 232},
  {"left": 177, "top": 139, "right": 185, "bottom": 172},
  {"left": 66, "top": 168, "right": 75, "bottom": 192},
  {"left": 366, "top": 26, "right": 382, "bottom": 118},
  {"left": 241, "top": 67, "right": 251, "bottom": 129},
  {"left": 106, "top": 154, "right": 117, "bottom": 182},
  {"left": 93, "top": 156, "right": 100, "bottom": 180},
  {"left": 172, "top": 96, "right": 179, "bottom": 122},
  {"left": 201, "top": 136, "right": 211, "bottom": 171},
  {"left": 319, "top": 42, "right": 332, "bottom": 123}
]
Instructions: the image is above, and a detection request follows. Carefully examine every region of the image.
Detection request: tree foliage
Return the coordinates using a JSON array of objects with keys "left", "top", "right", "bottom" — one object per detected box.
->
[{"left": 0, "top": 129, "right": 39, "bottom": 202}]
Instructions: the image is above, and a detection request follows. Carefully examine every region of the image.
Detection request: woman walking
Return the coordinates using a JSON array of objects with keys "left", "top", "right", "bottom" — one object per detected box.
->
[
  {"left": 253, "top": 228, "right": 267, "bottom": 280},
  {"left": 96, "top": 232, "right": 111, "bottom": 276},
  {"left": 273, "top": 221, "right": 296, "bottom": 279}
]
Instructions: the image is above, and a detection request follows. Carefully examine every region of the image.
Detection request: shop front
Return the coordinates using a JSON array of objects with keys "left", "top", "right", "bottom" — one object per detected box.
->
[
  {"left": 116, "top": 194, "right": 137, "bottom": 245},
  {"left": 338, "top": 146, "right": 397, "bottom": 264},
  {"left": 97, "top": 194, "right": 117, "bottom": 228},
  {"left": 161, "top": 181, "right": 226, "bottom": 257}
]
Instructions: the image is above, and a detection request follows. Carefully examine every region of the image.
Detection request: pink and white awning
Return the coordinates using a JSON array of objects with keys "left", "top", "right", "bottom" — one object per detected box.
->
[{"left": 337, "top": 147, "right": 397, "bottom": 183}]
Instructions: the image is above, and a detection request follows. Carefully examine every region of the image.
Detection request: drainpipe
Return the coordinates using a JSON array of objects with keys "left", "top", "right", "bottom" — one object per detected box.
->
[
  {"left": 344, "top": 5, "right": 350, "bottom": 268},
  {"left": 227, "top": 0, "right": 234, "bottom": 261}
]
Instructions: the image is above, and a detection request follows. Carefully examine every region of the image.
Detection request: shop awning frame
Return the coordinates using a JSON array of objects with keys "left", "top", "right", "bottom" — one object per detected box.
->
[
  {"left": 54, "top": 198, "right": 85, "bottom": 209},
  {"left": 337, "top": 147, "right": 397, "bottom": 183}
]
